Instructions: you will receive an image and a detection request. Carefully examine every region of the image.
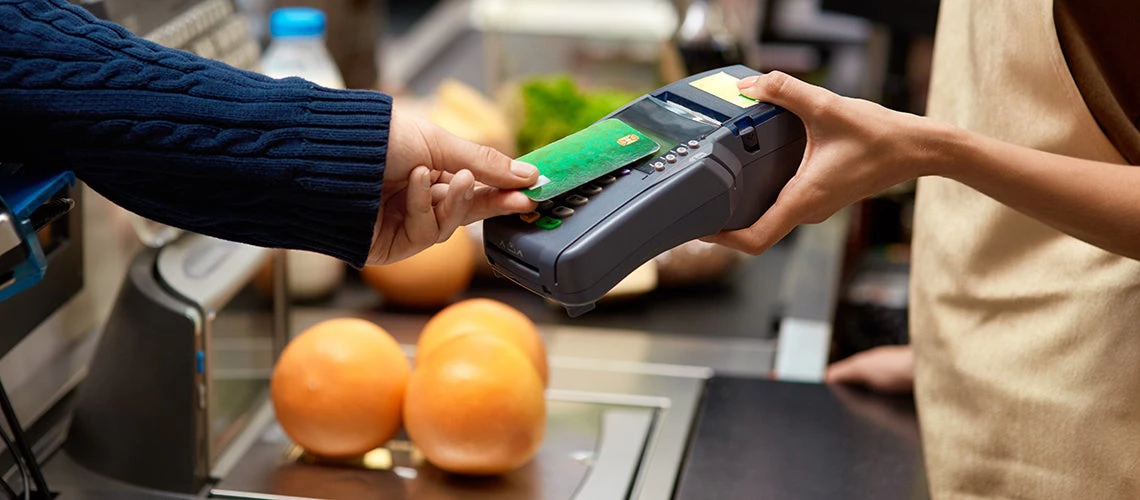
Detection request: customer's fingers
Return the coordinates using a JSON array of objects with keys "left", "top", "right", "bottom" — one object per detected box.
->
[
  {"left": 403, "top": 166, "right": 439, "bottom": 248},
  {"left": 430, "top": 183, "right": 449, "bottom": 205},
  {"left": 426, "top": 125, "right": 539, "bottom": 189},
  {"left": 460, "top": 188, "right": 538, "bottom": 225},
  {"left": 434, "top": 169, "right": 476, "bottom": 243}
]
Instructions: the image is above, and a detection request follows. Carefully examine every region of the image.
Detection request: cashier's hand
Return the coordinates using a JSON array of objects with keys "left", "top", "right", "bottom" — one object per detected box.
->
[
  {"left": 703, "top": 72, "right": 931, "bottom": 255},
  {"left": 369, "top": 108, "right": 540, "bottom": 265},
  {"left": 826, "top": 345, "right": 915, "bottom": 394}
]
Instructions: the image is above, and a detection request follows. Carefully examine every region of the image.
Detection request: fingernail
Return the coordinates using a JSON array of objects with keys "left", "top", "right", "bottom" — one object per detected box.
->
[
  {"left": 738, "top": 75, "right": 759, "bottom": 89},
  {"left": 464, "top": 184, "right": 475, "bottom": 201},
  {"left": 420, "top": 169, "right": 431, "bottom": 188},
  {"left": 511, "top": 160, "right": 538, "bottom": 178}
]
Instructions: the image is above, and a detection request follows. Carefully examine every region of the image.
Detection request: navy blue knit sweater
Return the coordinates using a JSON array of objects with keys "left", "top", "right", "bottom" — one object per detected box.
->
[{"left": 0, "top": 0, "right": 391, "bottom": 267}]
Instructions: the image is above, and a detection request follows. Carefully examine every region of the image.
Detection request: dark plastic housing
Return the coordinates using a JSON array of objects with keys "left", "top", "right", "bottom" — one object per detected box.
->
[{"left": 484, "top": 66, "right": 806, "bottom": 316}]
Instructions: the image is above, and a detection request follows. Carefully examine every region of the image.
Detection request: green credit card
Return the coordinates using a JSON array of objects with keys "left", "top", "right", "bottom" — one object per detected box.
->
[{"left": 521, "top": 119, "right": 660, "bottom": 201}]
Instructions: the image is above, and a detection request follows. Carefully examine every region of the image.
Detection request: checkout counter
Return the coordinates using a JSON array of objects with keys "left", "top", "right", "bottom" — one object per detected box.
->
[
  {"left": 5, "top": 207, "right": 926, "bottom": 499},
  {"left": 0, "top": 1, "right": 928, "bottom": 499},
  {"left": 15, "top": 215, "right": 926, "bottom": 500}
]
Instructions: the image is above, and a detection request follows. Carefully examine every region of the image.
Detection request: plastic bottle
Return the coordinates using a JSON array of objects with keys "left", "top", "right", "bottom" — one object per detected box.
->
[
  {"left": 673, "top": 0, "right": 743, "bottom": 75},
  {"left": 258, "top": 7, "right": 346, "bottom": 301},
  {"left": 260, "top": 7, "right": 346, "bottom": 90}
]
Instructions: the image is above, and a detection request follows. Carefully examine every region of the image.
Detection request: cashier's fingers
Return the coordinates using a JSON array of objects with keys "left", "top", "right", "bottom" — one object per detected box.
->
[
  {"left": 433, "top": 169, "right": 476, "bottom": 243},
  {"left": 403, "top": 166, "right": 439, "bottom": 247},
  {"left": 825, "top": 345, "right": 915, "bottom": 394},
  {"left": 702, "top": 177, "right": 817, "bottom": 255},
  {"left": 736, "top": 71, "right": 836, "bottom": 118},
  {"left": 423, "top": 121, "right": 539, "bottom": 189}
]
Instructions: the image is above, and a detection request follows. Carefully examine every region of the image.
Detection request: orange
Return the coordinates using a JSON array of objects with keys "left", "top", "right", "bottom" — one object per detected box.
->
[
  {"left": 361, "top": 226, "right": 476, "bottom": 309},
  {"left": 418, "top": 298, "right": 548, "bottom": 386},
  {"left": 404, "top": 333, "right": 546, "bottom": 475},
  {"left": 270, "top": 318, "right": 410, "bottom": 459}
]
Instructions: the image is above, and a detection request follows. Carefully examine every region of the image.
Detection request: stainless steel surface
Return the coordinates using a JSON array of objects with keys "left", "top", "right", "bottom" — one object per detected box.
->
[
  {"left": 271, "top": 249, "right": 289, "bottom": 361},
  {"left": 208, "top": 308, "right": 712, "bottom": 500},
  {"left": 207, "top": 306, "right": 275, "bottom": 470},
  {"left": 543, "top": 327, "right": 773, "bottom": 378},
  {"left": 212, "top": 395, "right": 661, "bottom": 500},
  {"left": 0, "top": 211, "right": 19, "bottom": 258},
  {"left": 198, "top": 307, "right": 212, "bottom": 487},
  {"left": 155, "top": 234, "right": 276, "bottom": 476},
  {"left": 211, "top": 393, "right": 277, "bottom": 482},
  {"left": 573, "top": 409, "right": 655, "bottom": 500},
  {"left": 157, "top": 235, "right": 271, "bottom": 312}
]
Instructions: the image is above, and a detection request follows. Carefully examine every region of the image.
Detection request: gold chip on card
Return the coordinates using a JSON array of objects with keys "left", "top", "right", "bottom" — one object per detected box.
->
[{"left": 617, "top": 134, "right": 640, "bottom": 146}]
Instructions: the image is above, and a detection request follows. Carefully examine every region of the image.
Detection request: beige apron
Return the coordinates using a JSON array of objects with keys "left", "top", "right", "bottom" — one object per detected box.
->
[{"left": 911, "top": 1, "right": 1140, "bottom": 498}]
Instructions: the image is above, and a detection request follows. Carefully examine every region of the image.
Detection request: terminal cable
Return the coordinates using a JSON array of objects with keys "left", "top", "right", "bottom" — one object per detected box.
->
[
  {"left": 0, "top": 379, "right": 45, "bottom": 499},
  {"left": 0, "top": 424, "right": 28, "bottom": 499}
]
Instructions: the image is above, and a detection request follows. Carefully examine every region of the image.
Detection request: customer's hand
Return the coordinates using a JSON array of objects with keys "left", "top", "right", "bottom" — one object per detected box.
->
[
  {"left": 703, "top": 72, "right": 935, "bottom": 254},
  {"left": 826, "top": 345, "right": 914, "bottom": 394},
  {"left": 370, "top": 108, "right": 539, "bottom": 265}
]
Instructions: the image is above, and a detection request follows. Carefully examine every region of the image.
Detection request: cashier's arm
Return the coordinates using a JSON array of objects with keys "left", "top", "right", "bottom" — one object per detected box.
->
[{"left": 705, "top": 72, "right": 1140, "bottom": 261}]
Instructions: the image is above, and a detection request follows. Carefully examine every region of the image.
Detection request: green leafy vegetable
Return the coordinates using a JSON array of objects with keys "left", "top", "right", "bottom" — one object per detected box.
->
[{"left": 516, "top": 76, "right": 641, "bottom": 155}]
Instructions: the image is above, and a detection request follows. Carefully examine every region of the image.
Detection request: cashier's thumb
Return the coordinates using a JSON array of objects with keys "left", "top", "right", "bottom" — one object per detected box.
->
[
  {"left": 432, "top": 131, "right": 539, "bottom": 189},
  {"left": 737, "top": 72, "right": 828, "bottom": 117}
]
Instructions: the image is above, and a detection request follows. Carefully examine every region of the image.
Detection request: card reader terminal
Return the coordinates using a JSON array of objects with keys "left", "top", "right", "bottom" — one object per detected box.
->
[{"left": 483, "top": 66, "right": 806, "bottom": 317}]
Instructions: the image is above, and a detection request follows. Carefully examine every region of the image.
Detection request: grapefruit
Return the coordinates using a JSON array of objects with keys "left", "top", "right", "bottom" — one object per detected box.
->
[
  {"left": 271, "top": 318, "right": 410, "bottom": 458},
  {"left": 417, "top": 298, "right": 548, "bottom": 386},
  {"left": 403, "top": 333, "right": 546, "bottom": 475},
  {"left": 361, "top": 227, "right": 475, "bottom": 309}
]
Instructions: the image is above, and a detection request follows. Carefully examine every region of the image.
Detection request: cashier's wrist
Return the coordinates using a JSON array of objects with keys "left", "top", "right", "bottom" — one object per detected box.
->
[{"left": 906, "top": 116, "right": 973, "bottom": 181}]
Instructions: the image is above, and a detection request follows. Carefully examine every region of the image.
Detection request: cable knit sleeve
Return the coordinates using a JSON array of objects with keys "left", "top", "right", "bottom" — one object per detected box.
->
[{"left": 0, "top": 0, "right": 390, "bottom": 268}]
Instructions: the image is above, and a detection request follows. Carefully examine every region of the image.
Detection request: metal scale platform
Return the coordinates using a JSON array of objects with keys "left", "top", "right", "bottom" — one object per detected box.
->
[
  {"left": 210, "top": 370, "right": 704, "bottom": 500},
  {"left": 206, "top": 310, "right": 708, "bottom": 500}
]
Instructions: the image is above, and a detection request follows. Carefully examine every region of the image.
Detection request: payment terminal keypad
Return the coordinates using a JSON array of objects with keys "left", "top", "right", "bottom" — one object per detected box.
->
[
  {"left": 565, "top": 195, "right": 589, "bottom": 207},
  {"left": 519, "top": 138, "right": 701, "bottom": 229},
  {"left": 535, "top": 217, "right": 562, "bottom": 230},
  {"left": 579, "top": 184, "right": 604, "bottom": 196},
  {"left": 552, "top": 206, "right": 575, "bottom": 218}
]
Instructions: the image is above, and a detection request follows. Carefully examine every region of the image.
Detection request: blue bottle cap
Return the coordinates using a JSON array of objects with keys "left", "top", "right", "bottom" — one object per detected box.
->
[{"left": 269, "top": 7, "right": 326, "bottom": 38}]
